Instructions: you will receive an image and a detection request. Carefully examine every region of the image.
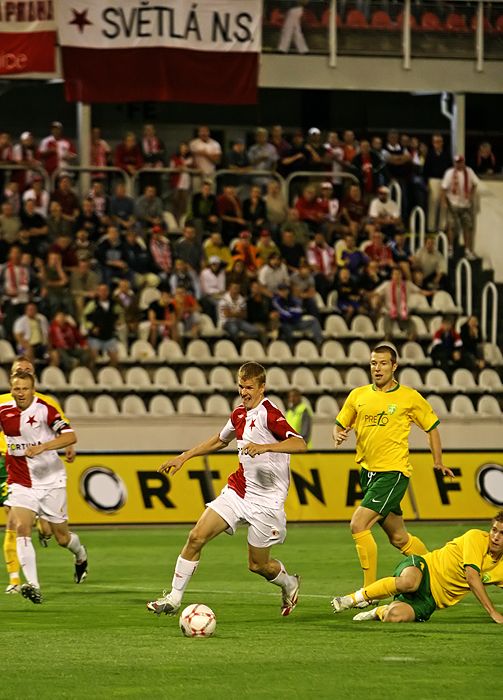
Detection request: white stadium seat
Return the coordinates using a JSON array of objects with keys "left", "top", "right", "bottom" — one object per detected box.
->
[
  {"left": 425, "top": 394, "right": 448, "bottom": 419},
  {"left": 432, "top": 290, "right": 461, "bottom": 314},
  {"left": 451, "top": 368, "right": 481, "bottom": 393},
  {"left": 199, "top": 313, "right": 224, "bottom": 338},
  {"left": 213, "top": 339, "right": 240, "bottom": 363},
  {"left": 318, "top": 367, "right": 344, "bottom": 391},
  {"left": 294, "top": 339, "right": 322, "bottom": 364},
  {"left": 350, "top": 315, "right": 380, "bottom": 339},
  {"left": 177, "top": 395, "right": 203, "bottom": 415},
  {"left": 139, "top": 286, "right": 160, "bottom": 310},
  {"left": 424, "top": 368, "right": 456, "bottom": 393},
  {"left": 181, "top": 367, "right": 210, "bottom": 392},
  {"left": 69, "top": 367, "right": 97, "bottom": 392},
  {"left": 93, "top": 395, "right": 120, "bottom": 416},
  {"left": 153, "top": 366, "right": 182, "bottom": 391},
  {"left": 185, "top": 339, "right": 215, "bottom": 365},
  {"left": 208, "top": 366, "right": 235, "bottom": 391},
  {"left": 477, "top": 395, "right": 502, "bottom": 417},
  {"left": 409, "top": 315, "right": 430, "bottom": 340},
  {"left": 323, "top": 314, "right": 351, "bottom": 338},
  {"left": 129, "top": 339, "right": 156, "bottom": 362},
  {"left": 148, "top": 395, "right": 175, "bottom": 416},
  {"left": 64, "top": 394, "right": 90, "bottom": 417},
  {"left": 400, "top": 341, "right": 431, "bottom": 366},
  {"left": 483, "top": 343, "right": 503, "bottom": 367},
  {"left": 0, "top": 368, "right": 10, "bottom": 390},
  {"left": 40, "top": 366, "right": 66, "bottom": 390},
  {"left": 398, "top": 368, "right": 425, "bottom": 391},
  {"left": 266, "top": 367, "right": 290, "bottom": 392},
  {"left": 315, "top": 395, "right": 339, "bottom": 418},
  {"left": 291, "top": 367, "right": 320, "bottom": 393},
  {"left": 205, "top": 395, "right": 231, "bottom": 415},
  {"left": 0, "top": 339, "right": 15, "bottom": 363},
  {"left": 450, "top": 395, "right": 476, "bottom": 418},
  {"left": 345, "top": 367, "right": 370, "bottom": 389},
  {"left": 121, "top": 395, "right": 147, "bottom": 416},
  {"left": 97, "top": 367, "right": 126, "bottom": 391},
  {"left": 266, "top": 340, "right": 294, "bottom": 364},
  {"left": 240, "top": 339, "right": 266, "bottom": 362},
  {"left": 125, "top": 366, "right": 152, "bottom": 391},
  {"left": 347, "top": 340, "right": 371, "bottom": 364},
  {"left": 157, "top": 339, "right": 185, "bottom": 364},
  {"left": 321, "top": 340, "right": 349, "bottom": 364},
  {"left": 478, "top": 368, "right": 503, "bottom": 392}
]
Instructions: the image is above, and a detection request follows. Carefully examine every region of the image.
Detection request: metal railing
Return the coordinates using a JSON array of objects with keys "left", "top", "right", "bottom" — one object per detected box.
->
[
  {"left": 408, "top": 205, "right": 425, "bottom": 254},
  {"left": 481, "top": 281, "right": 498, "bottom": 345},
  {"left": 0, "top": 163, "right": 51, "bottom": 193},
  {"left": 455, "top": 258, "right": 473, "bottom": 316},
  {"left": 284, "top": 170, "right": 359, "bottom": 203},
  {"left": 51, "top": 165, "right": 131, "bottom": 197}
]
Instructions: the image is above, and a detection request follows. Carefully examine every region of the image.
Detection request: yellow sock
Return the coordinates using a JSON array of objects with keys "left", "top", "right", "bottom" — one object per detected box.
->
[
  {"left": 400, "top": 533, "right": 428, "bottom": 556},
  {"left": 363, "top": 576, "right": 398, "bottom": 601},
  {"left": 3, "top": 529, "right": 20, "bottom": 584},
  {"left": 352, "top": 530, "right": 378, "bottom": 586}
]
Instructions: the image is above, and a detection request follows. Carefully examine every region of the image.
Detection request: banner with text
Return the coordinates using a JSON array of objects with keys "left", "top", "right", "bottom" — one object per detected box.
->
[
  {"left": 1, "top": 452, "right": 500, "bottom": 525},
  {"left": 0, "top": 1, "right": 57, "bottom": 76},
  {"left": 56, "top": 0, "right": 261, "bottom": 103}
]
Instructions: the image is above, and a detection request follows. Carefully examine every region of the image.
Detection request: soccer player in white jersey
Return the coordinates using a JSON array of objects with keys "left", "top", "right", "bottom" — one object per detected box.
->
[
  {"left": 0, "top": 371, "right": 88, "bottom": 604},
  {"left": 147, "top": 361, "right": 307, "bottom": 617}
]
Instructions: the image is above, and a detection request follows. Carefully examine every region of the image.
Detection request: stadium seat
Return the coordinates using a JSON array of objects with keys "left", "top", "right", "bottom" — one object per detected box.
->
[
  {"left": 205, "top": 395, "right": 231, "bottom": 416},
  {"left": 478, "top": 368, "right": 503, "bottom": 392},
  {"left": 267, "top": 394, "right": 286, "bottom": 414},
  {"left": 495, "top": 15, "right": 503, "bottom": 33},
  {"left": 428, "top": 315, "right": 444, "bottom": 336},
  {"left": 64, "top": 394, "right": 90, "bottom": 417},
  {"left": 163, "top": 210, "right": 180, "bottom": 232},
  {"left": 121, "top": 395, "right": 147, "bottom": 416},
  {"left": 129, "top": 339, "right": 156, "bottom": 362},
  {"left": 213, "top": 339, "right": 240, "bottom": 363},
  {"left": 425, "top": 368, "right": 456, "bottom": 393},
  {"left": 350, "top": 315, "right": 380, "bottom": 340},
  {"left": 400, "top": 341, "right": 431, "bottom": 366},
  {"left": 97, "top": 367, "right": 126, "bottom": 391},
  {"left": 181, "top": 367, "right": 211, "bottom": 393},
  {"left": 398, "top": 368, "right": 425, "bottom": 391},
  {"left": 432, "top": 291, "right": 461, "bottom": 314},
  {"left": 321, "top": 340, "right": 350, "bottom": 364},
  {"left": 470, "top": 14, "right": 493, "bottom": 32},
  {"left": 93, "top": 395, "right": 120, "bottom": 416},
  {"left": 450, "top": 394, "right": 475, "bottom": 417},
  {"left": 124, "top": 366, "right": 152, "bottom": 391},
  {"left": 375, "top": 316, "right": 406, "bottom": 340},
  {"left": 477, "top": 395, "right": 502, "bottom": 417},
  {"left": 0, "top": 339, "right": 15, "bottom": 363},
  {"left": 69, "top": 366, "right": 98, "bottom": 392},
  {"left": 315, "top": 395, "right": 340, "bottom": 418},
  {"left": 451, "top": 368, "right": 482, "bottom": 393},
  {"left": 321, "top": 8, "right": 342, "bottom": 28},
  {"left": 324, "top": 314, "right": 351, "bottom": 338},
  {"left": 153, "top": 366, "right": 182, "bottom": 391},
  {"left": 177, "top": 395, "right": 203, "bottom": 415},
  {"left": 370, "top": 10, "right": 395, "bottom": 29},
  {"left": 208, "top": 366, "right": 235, "bottom": 392},
  {"left": 420, "top": 12, "right": 443, "bottom": 31},
  {"left": 185, "top": 339, "right": 215, "bottom": 365},
  {"left": 40, "top": 366, "right": 66, "bottom": 390},
  {"left": 483, "top": 343, "right": 503, "bottom": 366},
  {"left": 158, "top": 339, "right": 185, "bottom": 364},
  {"left": 267, "top": 367, "right": 291, "bottom": 392},
  {"left": 240, "top": 339, "right": 266, "bottom": 362},
  {"left": 291, "top": 367, "right": 320, "bottom": 394},
  {"left": 318, "top": 366, "right": 344, "bottom": 391},
  {"left": 139, "top": 286, "right": 160, "bottom": 310},
  {"left": 425, "top": 394, "right": 448, "bottom": 418},
  {"left": 408, "top": 293, "right": 432, "bottom": 312},
  {"left": 348, "top": 340, "right": 371, "bottom": 364},
  {"left": 345, "top": 9, "right": 368, "bottom": 28},
  {"left": 445, "top": 12, "right": 469, "bottom": 32},
  {"left": 301, "top": 9, "right": 321, "bottom": 29},
  {"left": 199, "top": 313, "right": 224, "bottom": 338},
  {"left": 410, "top": 315, "right": 430, "bottom": 340},
  {"left": 266, "top": 340, "right": 294, "bottom": 364},
  {"left": 148, "top": 395, "right": 175, "bottom": 416},
  {"left": 267, "top": 7, "right": 285, "bottom": 29},
  {"left": 345, "top": 367, "right": 370, "bottom": 389},
  {"left": 325, "top": 290, "right": 339, "bottom": 312},
  {"left": 294, "top": 339, "right": 322, "bottom": 365},
  {"left": 0, "top": 368, "right": 9, "bottom": 390},
  {"left": 396, "top": 11, "right": 418, "bottom": 29}
]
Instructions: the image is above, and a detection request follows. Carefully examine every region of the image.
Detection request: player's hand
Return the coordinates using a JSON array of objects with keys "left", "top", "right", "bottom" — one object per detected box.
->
[
  {"left": 159, "top": 456, "right": 185, "bottom": 476},
  {"left": 65, "top": 446, "right": 76, "bottom": 463},
  {"left": 242, "top": 442, "right": 266, "bottom": 458},
  {"left": 434, "top": 464, "right": 456, "bottom": 478},
  {"left": 334, "top": 428, "right": 351, "bottom": 447},
  {"left": 25, "top": 444, "right": 45, "bottom": 457}
]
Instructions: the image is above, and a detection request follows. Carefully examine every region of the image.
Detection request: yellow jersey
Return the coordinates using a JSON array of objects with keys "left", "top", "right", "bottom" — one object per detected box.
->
[
  {"left": 336, "top": 383, "right": 439, "bottom": 476},
  {"left": 424, "top": 529, "right": 503, "bottom": 609},
  {"left": 0, "top": 391, "right": 68, "bottom": 455}
]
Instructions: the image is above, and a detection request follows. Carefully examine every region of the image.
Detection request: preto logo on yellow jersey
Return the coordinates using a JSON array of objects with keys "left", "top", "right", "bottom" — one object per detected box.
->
[{"left": 363, "top": 411, "right": 389, "bottom": 426}]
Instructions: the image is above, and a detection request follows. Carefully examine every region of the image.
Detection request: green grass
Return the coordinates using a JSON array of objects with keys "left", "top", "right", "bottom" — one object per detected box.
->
[{"left": 2, "top": 523, "right": 502, "bottom": 699}]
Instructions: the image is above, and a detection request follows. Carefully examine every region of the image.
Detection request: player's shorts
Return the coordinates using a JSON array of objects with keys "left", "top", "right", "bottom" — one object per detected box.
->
[
  {"left": 359, "top": 468, "right": 409, "bottom": 519},
  {"left": 392, "top": 555, "right": 437, "bottom": 622},
  {"left": 208, "top": 485, "right": 287, "bottom": 549},
  {"left": 0, "top": 455, "right": 8, "bottom": 507},
  {"left": 6, "top": 483, "right": 68, "bottom": 524}
]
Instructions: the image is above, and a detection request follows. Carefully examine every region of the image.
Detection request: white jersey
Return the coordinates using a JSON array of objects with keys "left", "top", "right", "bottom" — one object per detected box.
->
[
  {"left": 0, "top": 396, "right": 73, "bottom": 489},
  {"left": 219, "top": 398, "right": 301, "bottom": 509}
]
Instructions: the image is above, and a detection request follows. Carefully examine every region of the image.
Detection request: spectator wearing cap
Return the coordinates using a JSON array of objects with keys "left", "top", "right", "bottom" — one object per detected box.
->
[
  {"left": 256, "top": 229, "right": 280, "bottom": 267},
  {"left": 23, "top": 176, "right": 50, "bottom": 218},
  {"left": 231, "top": 230, "right": 260, "bottom": 276},
  {"left": 367, "top": 185, "right": 404, "bottom": 240},
  {"left": 277, "top": 1, "right": 309, "bottom": 54},
  {"left": 423, "top": 133, "right": 451, "bottom": 233},
  {"left": 199, "top": 256, "right": 226, "bottom": 323},
  {"left": 306, "top": 128, "right": 325, "bottom": 172},
  {"left": 258, "top": 251, "right": 290, "bottom": 297},
  {"left": 272, "top": 281, "right": 323, "bottom": 348},
  {"left": 38, "top": 121, "right": 77, "bottom": 176},
  {"left": 135, "top": 184, "right": 164, "bottom": 236},
  {"left": 247, "top": 128, "right": 278, "bottom": 188},
  {"left": 242, "top": 185, "right": 268, "bottom": 236},
  {"left": 217, "top": 184, "right": 246, "bottom": 245},
  {"left": 441, "top": 155, "right": 479, "bottom": 260},
  {"left": 12, "top": 131, "right": 40, "bottom": 190}
]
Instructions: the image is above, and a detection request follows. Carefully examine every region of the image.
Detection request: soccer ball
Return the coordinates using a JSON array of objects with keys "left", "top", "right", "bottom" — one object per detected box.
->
[{"left": 179, "top": 604, "right": 216, "bottom": 638}]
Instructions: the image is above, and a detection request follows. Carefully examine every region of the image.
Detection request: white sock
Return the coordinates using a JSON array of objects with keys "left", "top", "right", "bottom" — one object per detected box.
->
[
  {"left": 269, "top": 561, "right": 295, "bottom": 589},
  {"left": 16, "top": 536, "right": 39, "bottom": 588},
  {"left": 354, "top": 588, "right": 366, "bottom": 604},
  {"left": 170, "top": 556, "right": 199, "bottom": 604},
  {"left": 66, "top": 532, "right": 86, "bottom": 562}
]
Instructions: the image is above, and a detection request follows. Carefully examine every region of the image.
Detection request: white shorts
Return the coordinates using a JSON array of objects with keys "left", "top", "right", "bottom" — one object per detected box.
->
[
  {"left": 6, "top": 483, "right": 68, "bottom": 524},
  {"left": 208, "top": 486, "right": 287, "bottom": 549}
]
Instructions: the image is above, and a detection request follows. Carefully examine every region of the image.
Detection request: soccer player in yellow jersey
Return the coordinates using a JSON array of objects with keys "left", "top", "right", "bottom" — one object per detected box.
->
[
  {"left": 1, "top": 356, "right": 75, "bottom": 594},
  {"left": 332, "top": 512, "right": 503, "bottom": 624},
  {"left": 333, "top": 345, "right": 454, "bottom": 588}
]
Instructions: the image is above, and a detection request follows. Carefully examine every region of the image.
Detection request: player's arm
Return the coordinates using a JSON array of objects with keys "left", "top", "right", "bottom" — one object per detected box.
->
[
  {"left": 333, "top": 393, "right": 357, "bottom": 447},
  {"left": 159, "top": 433, "right": 229, "bottom": 476},
  {"left": 37, "top": 392, "right": 76, "bottom": 462},
  {"left": 427, "top": 427, "right": 455, "bottom": 477},
  {"left": 464, "top": 565, "right": 503, "bottom": 624},
  {"left": 243, "top": 435, "right": 306, "bottom": 458},
  {"left": 25, "top": 430, "right": 76, "bottom": 458}
]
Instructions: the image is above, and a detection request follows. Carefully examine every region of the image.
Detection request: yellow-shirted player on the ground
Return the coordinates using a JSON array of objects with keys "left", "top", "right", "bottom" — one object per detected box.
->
[
  {"left": 333, "top": 345, "right": 454, "bottom": 591},
  {"left": 1, "top": 356, "right": 75, "bottom": 594},
  {"left": 331, "top": 512, "right": 503, "bottom": 624}
]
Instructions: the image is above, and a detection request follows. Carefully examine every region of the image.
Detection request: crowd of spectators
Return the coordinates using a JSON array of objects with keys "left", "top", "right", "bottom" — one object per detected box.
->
[{"left": 0, "top": 120, "right": 496, "bottom": 372}]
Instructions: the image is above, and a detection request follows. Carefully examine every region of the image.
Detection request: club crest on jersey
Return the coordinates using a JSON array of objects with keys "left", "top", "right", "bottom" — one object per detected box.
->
[{"left": 387, "top": 404, "right": 397, "bottom": 415}]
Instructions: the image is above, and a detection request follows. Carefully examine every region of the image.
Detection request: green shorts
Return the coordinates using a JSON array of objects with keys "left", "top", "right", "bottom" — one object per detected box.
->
[
  {"left": 393, "top": 555, "right": 437, "bottom": 622},
  {"left": 0, "top": 455, "right": 7, "bottom": 507},
  {"left": 359, "top": 468, "right": 409, "bottom": 518}
]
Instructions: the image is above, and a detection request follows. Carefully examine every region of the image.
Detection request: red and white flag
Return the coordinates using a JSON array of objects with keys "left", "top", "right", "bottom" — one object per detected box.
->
[
  {"left": 0, "top": 1, "right": 57, "bottom": 77},
  {"left": 56, "top": 0, "right": 262, "bottom": 104}
]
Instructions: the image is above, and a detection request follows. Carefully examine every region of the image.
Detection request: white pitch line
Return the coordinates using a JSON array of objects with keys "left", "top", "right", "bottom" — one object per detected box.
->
[
  {"left": 382, "top": 656, "right": 418, "bottom": 662},
  {"left": 81, "top": 585, "right": 332, "bottom": 599}
]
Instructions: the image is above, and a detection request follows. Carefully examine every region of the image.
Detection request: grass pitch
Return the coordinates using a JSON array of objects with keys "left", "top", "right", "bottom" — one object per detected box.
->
[{"left": 2, "top": 523, "right": 502, "bottom": 699}]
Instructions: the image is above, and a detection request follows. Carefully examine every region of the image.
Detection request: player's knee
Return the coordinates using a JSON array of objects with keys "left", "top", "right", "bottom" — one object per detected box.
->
[
  {"left": 186, "top": 526, "right": 207, "bottom": 553},
  {"left": 389, "top": 532, "right": 408, "bottom": 549},
  {"left": 54, "top": 531, "right": 70, "bottom": 547},
  {"left": 248, "top": 559, "right": 264, "bottom": 575}
]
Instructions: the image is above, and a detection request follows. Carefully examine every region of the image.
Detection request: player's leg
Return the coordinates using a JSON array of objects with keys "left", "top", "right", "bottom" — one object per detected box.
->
[
  {"left": 3, "top": 506, "right": 21, "bottom": 593},
  {"left": 147, "top": 506, "right": 230, "bottom": 616},
  {"left": 350, "top": 505, "right": 382, "bottom": 587},
  {"left": 248, "top": 544, "right": 300, "bottom": 617},
  {"left": 50, "top": 520, "right": 88, "bottom": 583},
  {"left": 380, "top": 511, "right": 428, "bottom": 556},
  {"left": 12, "top": 505, "right": 42, "bottom": 603},
  {"left": 35, "top": 516, "right": 52, "bottom": 547}
]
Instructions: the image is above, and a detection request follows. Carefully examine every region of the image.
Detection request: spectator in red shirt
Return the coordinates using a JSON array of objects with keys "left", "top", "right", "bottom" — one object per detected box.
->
[
  {"left": 364, "top": 229, "right": 394, "bottom": 280},
  {"left": 51, "top": 175, "right": 80, "bottom": 222},
  {"left": 49, "top": 309, "right": 90, "bottom": 371},
  {"left": 115, "top": 132, "right": 144, "bottom": 176},
  {"left": 295, "top": 184, "right": 326, "bottom": 232}
]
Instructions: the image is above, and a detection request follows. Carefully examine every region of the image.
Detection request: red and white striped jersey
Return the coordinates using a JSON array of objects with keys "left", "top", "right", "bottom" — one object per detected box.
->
[
  {"left": 219, "top": 398, "right": 302, "bottom": 508},
  {"left": 0, "top": 396, "right": 73, "bottom": 489}
]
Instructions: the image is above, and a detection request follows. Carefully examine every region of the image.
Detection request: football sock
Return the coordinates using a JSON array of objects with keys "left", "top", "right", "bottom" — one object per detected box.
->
[
  {"left": 4, "top": 529, "right": 21, "bottom": 584},
  {"left": 352, "top": 530, "right": 378, "bottom": 586},
  {"left": 400, "top": 533, "right": 428, "bottom": 556},
  {"left": 16, "top": 536, "right": 39, "bottom": 588},
  {"left": 269, "top": 561, "right": 295, "bottom": 589},
  {"left": 170, "top": 556, "right": 199, "bottom": 604},
  {"left": 362, "top": 576, "right": 398, "bottom": 601},
  {"left": 66, "top": 533, "right": 86, "bottom": 562}
]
